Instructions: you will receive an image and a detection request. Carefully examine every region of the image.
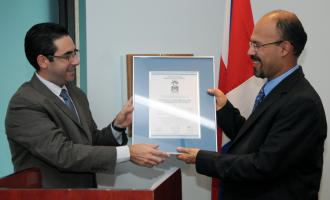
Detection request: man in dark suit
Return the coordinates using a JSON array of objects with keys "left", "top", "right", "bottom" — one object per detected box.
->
[
  {"left": 5, "top": 23, "right": 169, "bottom": 188},
  {"left": 177, "top": 10, "right": 327, "bottom": 200}
]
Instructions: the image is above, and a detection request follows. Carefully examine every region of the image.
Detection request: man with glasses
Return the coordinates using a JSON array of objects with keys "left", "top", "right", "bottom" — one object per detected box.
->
[
  {"left": 177, "top": 10, "right": 327, "bottom": 200},
  {"left": 5, "top": 23, "right": 169, "bottom": 188}
]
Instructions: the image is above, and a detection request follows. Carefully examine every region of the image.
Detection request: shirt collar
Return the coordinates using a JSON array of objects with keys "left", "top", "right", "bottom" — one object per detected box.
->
[
  {"left": 35, "top": 73, "right": 68, "bottom": 97},
  {"left": 263, "top": 65, "right": 300, "bottom": 96}
]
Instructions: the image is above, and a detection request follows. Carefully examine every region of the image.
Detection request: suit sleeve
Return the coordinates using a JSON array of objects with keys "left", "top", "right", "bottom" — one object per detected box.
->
[
  {"left": 196, "top": 95, "right": 327, "bottom": 181},
  {"left": 217, "top": 101, "right": 246, "bottom": 140}
]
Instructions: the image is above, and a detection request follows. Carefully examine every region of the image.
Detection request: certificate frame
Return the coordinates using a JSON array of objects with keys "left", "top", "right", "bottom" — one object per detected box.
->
[{"left": 132, "top": 56, "right": 217, "bottom": 153}]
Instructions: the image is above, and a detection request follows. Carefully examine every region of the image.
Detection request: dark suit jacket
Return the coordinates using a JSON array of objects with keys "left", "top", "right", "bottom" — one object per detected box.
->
[
  {"left": 196, "top": 67, "right": 327, "bottom": 200},
  {"left": 5, "top": 74, "right": 128, "bottom": 188}
]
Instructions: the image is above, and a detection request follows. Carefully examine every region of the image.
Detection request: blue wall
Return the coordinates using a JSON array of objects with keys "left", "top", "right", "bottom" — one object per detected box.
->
[
  {"left": 0, "top": 0, "right": 58, "bottom": 177},
  {"left": 79, "top": 0, "right": 87, "bottom": 93}
]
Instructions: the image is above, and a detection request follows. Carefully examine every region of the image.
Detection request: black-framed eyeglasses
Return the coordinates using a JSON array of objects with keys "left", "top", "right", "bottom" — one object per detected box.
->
[
  {"left": 249, "top": 40, "right": 284, "bottom": 51},
  {"left": 46, "top": 49, "right": 80, "bottom": 62}
]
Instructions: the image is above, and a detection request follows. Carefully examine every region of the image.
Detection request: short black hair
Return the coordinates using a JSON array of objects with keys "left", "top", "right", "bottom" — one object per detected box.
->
[
  {"left": 24, "top": 23, "right": 69, "bottom": 71},
  {"left": 269, "top": 10, "right": 307, "bottom": 57}
]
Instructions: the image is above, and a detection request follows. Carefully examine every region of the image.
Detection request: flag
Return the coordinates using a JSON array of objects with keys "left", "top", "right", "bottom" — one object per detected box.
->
[{"left": 211, "top": 0, "right": 264, "bottom": 199}]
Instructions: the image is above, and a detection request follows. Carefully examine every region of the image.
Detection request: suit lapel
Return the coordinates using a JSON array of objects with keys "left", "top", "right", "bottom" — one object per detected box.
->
[
  {"left": 229, "top": 67, "right": 305, "bottom": 147},
  {"left": 233, "top": 90, "right": 283, "bottom": 143},
  {"left": 30, "top": 75, "right": 91, "bottom": 141},
  {"left": 67, "top": 86, "right": 93, "bottom": 142}
]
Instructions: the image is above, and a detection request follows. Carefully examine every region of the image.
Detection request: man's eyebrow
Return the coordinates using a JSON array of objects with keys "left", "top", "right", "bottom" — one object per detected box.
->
[
  {"left": 250, "top": 40, "right": 259, "bottom": 43},
  {"left": 62, "top": 49, "right": 76, "bottom": 55}
]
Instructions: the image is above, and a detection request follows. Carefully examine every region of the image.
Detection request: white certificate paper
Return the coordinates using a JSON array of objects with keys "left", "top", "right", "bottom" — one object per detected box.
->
[{"left": 149, "top": 71, "right": 201, "bottom": 139}]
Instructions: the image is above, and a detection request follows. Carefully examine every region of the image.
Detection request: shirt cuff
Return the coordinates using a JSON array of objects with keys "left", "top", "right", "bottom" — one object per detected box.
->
[
  {"left": 116, "top": 146, "right": 130, "bottom": 163},
  {"left": 111, "top": 124, "right": 123, "bottom": 144},
  {"left": 111, "top": 120, "right": 126, "bottom": 132}
]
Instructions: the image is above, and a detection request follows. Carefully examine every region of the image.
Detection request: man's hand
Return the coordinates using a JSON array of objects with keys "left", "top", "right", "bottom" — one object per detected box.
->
[
  {"left": 113, "top": 98, "right": 133, "bottom": 128},
  {"left": 207, "top": 88, "right": 227, "bottom": 111},
  {"left": 130, "top": 144, "right": 169, "bottom": 168},
  {"left": 176, "top": 147, "right": 200, "bottom": 164}
]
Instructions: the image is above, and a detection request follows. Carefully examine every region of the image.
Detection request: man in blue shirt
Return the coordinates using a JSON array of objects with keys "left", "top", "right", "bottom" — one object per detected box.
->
[{"left": 177, "top": 10, "right": 327, "bottom": 200}]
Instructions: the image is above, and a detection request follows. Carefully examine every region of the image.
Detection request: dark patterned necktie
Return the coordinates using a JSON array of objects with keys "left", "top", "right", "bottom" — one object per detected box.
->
[
  {"left": 60, "top": 89, "right": 77, "bottom": 117},
  {"left": 253, "top": 85, "right": 265, "bottom": 111}
]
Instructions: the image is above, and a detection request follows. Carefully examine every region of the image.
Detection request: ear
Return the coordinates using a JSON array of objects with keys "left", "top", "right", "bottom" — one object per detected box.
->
[
  {"left": 280, "top": 41, "right": 293, "bottom": 57},
  {"left": 36, "top": 55, "right": 50, "bottom": 70}
]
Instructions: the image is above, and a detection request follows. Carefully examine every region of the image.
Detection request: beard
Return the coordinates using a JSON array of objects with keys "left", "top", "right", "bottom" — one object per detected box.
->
[
  {"left": 48, "top": 64, "right": 76, "bottom": 86},
  {"left": 251, "top": 55, "right": 265, "bottom": 78},
  {"left": 253, "top": 67, "right": 265, "bottom": 78}
]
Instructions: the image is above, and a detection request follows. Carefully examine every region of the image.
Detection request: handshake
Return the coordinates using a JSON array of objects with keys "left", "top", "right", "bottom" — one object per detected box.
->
[{"left": 129, "top": 144, "right": 199, "bottom": 167}]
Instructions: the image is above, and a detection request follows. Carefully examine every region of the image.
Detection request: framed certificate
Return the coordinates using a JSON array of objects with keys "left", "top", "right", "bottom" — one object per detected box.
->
[{"left": 132, "top": 56, "right": 217, "bottom": 153}]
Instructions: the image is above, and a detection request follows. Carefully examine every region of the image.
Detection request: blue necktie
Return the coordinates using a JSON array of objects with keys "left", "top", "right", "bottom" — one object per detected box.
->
[
  {"left": 253, "top": 85, "right": 265, "bottom": 111},
  {"left": 60, "top": 89, "right": 78, "bottom": 118}
]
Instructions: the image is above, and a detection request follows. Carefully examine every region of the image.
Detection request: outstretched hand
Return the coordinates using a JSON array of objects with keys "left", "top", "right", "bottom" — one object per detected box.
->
[
  {"left": 130, "top": 144, "right": 169, "bottom": 168},
  {"left": 176, "top": 147, "right": 200, "bottom": 164}
]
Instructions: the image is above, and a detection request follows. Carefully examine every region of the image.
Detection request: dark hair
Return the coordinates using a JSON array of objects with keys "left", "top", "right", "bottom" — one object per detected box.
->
[
  {"left": 271, "top": 10, "right": 307, "bottom": 57},
  {"left": 24, "top": 23, "right": 69, "bottom": 71}
]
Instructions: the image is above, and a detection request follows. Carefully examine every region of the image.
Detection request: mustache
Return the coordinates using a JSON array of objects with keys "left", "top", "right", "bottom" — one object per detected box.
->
[
  {"left": 67, "top": 65, "right": 77, "bottom": 72},
  {"left": 250, "top": 55, "right": 261, "bottom": 62}
]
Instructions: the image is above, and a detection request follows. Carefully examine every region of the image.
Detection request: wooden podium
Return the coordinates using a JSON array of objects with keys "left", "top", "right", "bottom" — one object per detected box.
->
[{"left": 0, "top": 168, "right": 182, "bottom": 200}]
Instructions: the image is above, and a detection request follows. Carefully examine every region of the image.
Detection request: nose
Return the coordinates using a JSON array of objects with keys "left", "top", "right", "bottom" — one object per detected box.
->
[
  {"left": 247, "top": 45, "right": 256, "bottom": 56},
  {"left": 71, "top": 55, "right": 80, "bottom": 65}
]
